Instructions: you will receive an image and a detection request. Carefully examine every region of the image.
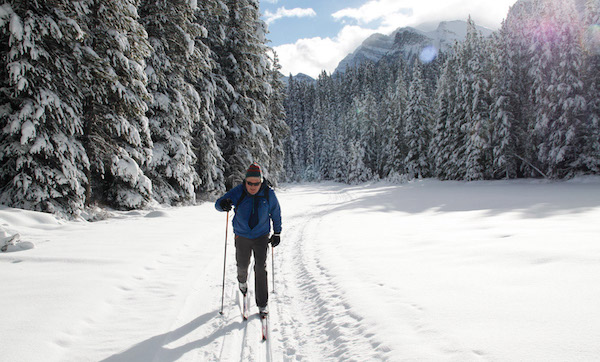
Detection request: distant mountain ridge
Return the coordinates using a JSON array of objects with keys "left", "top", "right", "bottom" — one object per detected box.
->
[
  {"left": 334, "top": 20, "right": 494, "bottom": 75},
  {"left": 280, "top": 72, "right": 316, "bottom": 86}
]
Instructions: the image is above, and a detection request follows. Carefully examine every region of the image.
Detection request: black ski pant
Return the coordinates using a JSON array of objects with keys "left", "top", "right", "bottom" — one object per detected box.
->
[{"left": 235, "top": 234, "right": 269, "bottom": 308}]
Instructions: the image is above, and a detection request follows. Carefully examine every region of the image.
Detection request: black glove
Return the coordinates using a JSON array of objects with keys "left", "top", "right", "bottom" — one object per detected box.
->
[
  {"left": 270, "top": 234, "right": 281, "bottom": 247},
  {"left": 219, "top": 198, "right": 232, "bottom": 211}
]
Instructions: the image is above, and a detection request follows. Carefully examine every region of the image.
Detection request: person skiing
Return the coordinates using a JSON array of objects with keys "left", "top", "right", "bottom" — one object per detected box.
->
[{"left": 215, "top": 162, "right": 282, "bottom": 316}]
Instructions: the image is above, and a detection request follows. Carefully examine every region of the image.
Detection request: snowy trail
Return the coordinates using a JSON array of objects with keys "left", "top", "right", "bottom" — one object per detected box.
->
[
  {"left": 2, "top": 179, "right": 600, "bottom": 361},
  {"left": 272, "top": 184, "right": 486, "bottom": 361},
  {"left": 272, "top": 184, "right": 390, "bottom": 360}
]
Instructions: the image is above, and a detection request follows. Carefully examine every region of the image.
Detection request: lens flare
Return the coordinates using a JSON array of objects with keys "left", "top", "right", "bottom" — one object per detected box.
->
[{"left": 419, "top": 46, "right": 438, "bottom": 63}]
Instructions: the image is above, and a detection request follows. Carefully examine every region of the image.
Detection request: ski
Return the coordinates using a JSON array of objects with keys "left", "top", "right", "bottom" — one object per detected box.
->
[
  {"left": 241, "top": 292, "right": 249, "bottom": 320},
  {"left": 260, "top": 313, "right": 268, "bottom": 340}
]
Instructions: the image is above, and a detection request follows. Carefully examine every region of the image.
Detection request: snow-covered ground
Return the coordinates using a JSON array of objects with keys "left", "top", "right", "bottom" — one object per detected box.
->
[{"left": 2, "top": 178, "right": 600, "bottom": 362}]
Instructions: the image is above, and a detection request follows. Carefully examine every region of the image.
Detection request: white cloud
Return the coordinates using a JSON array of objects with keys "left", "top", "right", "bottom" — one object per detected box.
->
[
  {"left": 274, "top": 25, "right": 376, "bottom": 78},
  {"left": 264, "top": 7, "right": 317, "bottom": 25},
  {"left": 275, "top": 0, "right": 518, "bottom": 78},
  {"left": 333, "top": 1, "right": 412, "bottom": 26},
  {"left": 333, "top": 0, "right": 517, "bottom": 31}
]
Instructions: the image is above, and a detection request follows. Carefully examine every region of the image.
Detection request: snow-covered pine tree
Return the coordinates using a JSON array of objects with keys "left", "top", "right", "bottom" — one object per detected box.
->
[
  {"left": 381, "top": 59, "right": 408, "bottom": 178},
  {"left": 462, "top": 18, "right": 493, "bottom": 181},
  {"left": 310, "top": 73, "right": 326, "bottom": 181},
  {"left": 346, "top": 141, "right": 370, "bottom": 184},
  {"left": 343, "top": 94, "right": 374, "bottom": 182},
  {"left": 264, "top": 51, "right": 289, "bottom": 185},
  {"left": 581, "top": 0, "right": 600, "bottom": 172},
  {"left": 530, "top": 0, "right": 586, "bottom": 178},
  {"left": 430, "top": 64, "right": 450, "bottom": 180},
  {"left": 282, "top": 96, "right": 296, "bottom": 181},
  {"left": 431, "top": 48, "right": 462, "bottom": 180},
  {"left": 283, "top": 75, "right": 304, "bottom": 181},
  {"left": 139, "top": 0, "right": 205, "bottom": 205},
  {"left": 282, "top": 75, "right": 294, "bottom": 181},
  {"left": 300, "top": 82, "right": 316, "bottom": 180},
  {"left": 330, "top": 125, "right": 347, "bottom": 182},
  {"left": 356, "top": 88, "right": 381, "bottom": 177},
  {"left": 0, "top": 1, "right": 89, "bottom": 217},
  {"left": 218, "top": 0, "right": 273, "bottom": 188},
  {"left": 404, "top": 59, "right": 433, "bottom": 179},
  {"left": 192, "top": 0, "right": 228, "bottom": 196},
  {"left": 494, "top": 1, "right": 544, "bottom": 177},
  {"left": 490, "top": 23, "right": 525, "bottom": 179},
  {"left": 314, "top": 71, "right": 337, "bottom": 181},
  {"left": 368, "top": 62, "right": 393, "bottom": 178},
  {"left": 77, "top": 0, "right": 153, "bottom": 209},
  {"left": 450, "top": 39, "right": 474, "bottom": 180},
  {"left": 329, "top": 76, "right": 354, "bottom": 182}
]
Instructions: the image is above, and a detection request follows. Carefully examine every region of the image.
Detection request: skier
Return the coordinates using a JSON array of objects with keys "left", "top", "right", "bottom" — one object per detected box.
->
[{"left": 215, "top": 162, "right": 282, "bottom": 317}]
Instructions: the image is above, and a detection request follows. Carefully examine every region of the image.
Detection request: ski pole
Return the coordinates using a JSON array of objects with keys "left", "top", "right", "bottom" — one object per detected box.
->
[
  {"left": 219, "top": 211, "right": 229, "bottom": 315},
  {"left": 271, "top": 244, "right": 275, "bottom": 293}
]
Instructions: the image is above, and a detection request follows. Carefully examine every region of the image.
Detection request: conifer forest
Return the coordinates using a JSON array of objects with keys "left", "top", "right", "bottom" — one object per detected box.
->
[{"left": 0, "top": 0, "right": 599, "bottom": 218}]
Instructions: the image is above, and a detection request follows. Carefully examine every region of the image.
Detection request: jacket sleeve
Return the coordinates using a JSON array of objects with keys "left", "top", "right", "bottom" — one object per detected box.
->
[
  {"left": 269, "top": 189, "right": 282, "bottom": 234},
  {"left": 215, "top": 185, "right": 242, "bottom": 211}
]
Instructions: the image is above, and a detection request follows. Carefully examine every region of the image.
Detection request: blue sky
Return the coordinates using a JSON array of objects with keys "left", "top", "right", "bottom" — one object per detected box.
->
[
  {"left": 259, "top": 0, "right": 519, "bottom": 78},
  {"left": 260, "top": 0, "right": 368, "bottom": 47}
]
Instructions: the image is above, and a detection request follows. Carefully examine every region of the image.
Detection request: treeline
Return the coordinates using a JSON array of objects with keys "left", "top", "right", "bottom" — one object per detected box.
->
[
  {"left": 0, "top": 0, "right": 288, "bottom": 217},
  {"left": 284, "top": 0, "right": 600, "bottom": 183}
]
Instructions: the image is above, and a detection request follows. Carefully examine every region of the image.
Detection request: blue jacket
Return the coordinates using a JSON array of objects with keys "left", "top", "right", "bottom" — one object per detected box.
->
[{"left": 215, "top": 183, "right": 282, "bottom": 239}]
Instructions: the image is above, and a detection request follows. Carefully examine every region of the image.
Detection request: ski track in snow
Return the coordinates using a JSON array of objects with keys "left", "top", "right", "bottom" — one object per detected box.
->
[
  {"left": 274, "top": 184, "right": 485, "bottom": 361},
  {"left": 277, "top": 186, "right": 360, "bottom": 359},
  {"left": 275, "top": 185, "right": 391, "bottom": 360}
]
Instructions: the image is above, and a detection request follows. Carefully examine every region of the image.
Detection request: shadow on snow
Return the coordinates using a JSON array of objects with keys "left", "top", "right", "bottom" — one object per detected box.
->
[
  {"left": 289, "top": 179, "right": 600, "bottom": 218},
  {"left": 101, "top": 310, "right": 241, "bottom": 362}
]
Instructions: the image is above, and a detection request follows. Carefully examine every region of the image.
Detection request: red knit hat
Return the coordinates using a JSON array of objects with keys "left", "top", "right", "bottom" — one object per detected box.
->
[{"left": 245, "top": 162, "right": 263, "bottom": 180}]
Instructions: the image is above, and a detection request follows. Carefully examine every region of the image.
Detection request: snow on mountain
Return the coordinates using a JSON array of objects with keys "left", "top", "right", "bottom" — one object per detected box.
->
[
  {"left": 280, "top": 72, "right": 316, "bottom": 86},
  {"left": 334, "top": 20, "right": 494, "bottom": 74}
]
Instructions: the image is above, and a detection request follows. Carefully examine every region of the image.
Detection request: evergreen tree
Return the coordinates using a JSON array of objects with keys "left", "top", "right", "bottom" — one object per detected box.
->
[
  {"left": 404, "top": 60, "right": 432, "bottom": 179},
  {"left": 581, "top": 0, "right": 600, "bottom": 172},
  {"left": 140, "top": 0, "right": 205, "bottom": 204},
  {"left": 283, "top": 75, "right": 304, "bottom": 181},
  {"left": 310, "top": 74, "right": 326, "bottom": 181},
  {"left": 0, "top": 1, "right": 89, "bottom": 217},
  {"left": 346, "top": 142, "right": 370, "bottom": 184},
  {"left": 300, "top": 82, "right": 316, "bottom": 180},
  {"left": 356, "top": 90, "right": 380, "bottom": 177},
  {"left": 462, "top": 18, "right": 493, "bottom": 180},
  {"left": 219, "top": 0, "right": 273, "bottom": 188},
  {"left": 266, "top": 51, "right": 289, "bottom": 185},
  {"left": 312, "top": 71, "right": 337, "bottom": 180},
  {"left": 194, "top": 0, "right": 228, "bottom": 196},
  {"left": 500, "top": 0, "right": 548, "bottom": 178},
  {"left": 530, "top": 0, "right": 586, "bottom": 178},
  {"left": 78, "top": 0, "right": 153, "bottom": 209},
  {"left": 381, "top": 60, "right": 408, "bottom": 178},
  {"left": 280, "top": 2, "right": 600, "bottom": 183},
  {"left": 431, "top": 48, "right": 462, "bottom": 180},
  {"left": 490, "top": 25, "right": 524, "bottom": 179}
]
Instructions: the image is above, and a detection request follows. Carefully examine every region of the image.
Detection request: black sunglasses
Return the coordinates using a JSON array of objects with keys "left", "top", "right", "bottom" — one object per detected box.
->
[{"left": 246, "top": 180, "right": 261, "bottom": 186}]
